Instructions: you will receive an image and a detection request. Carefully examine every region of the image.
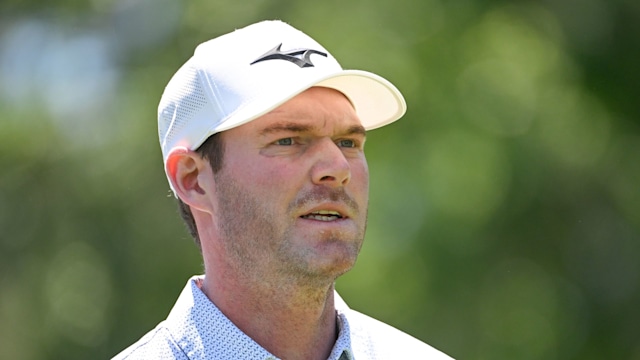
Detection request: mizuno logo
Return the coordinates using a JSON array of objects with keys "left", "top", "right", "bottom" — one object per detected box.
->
[{"left": 250, "top": 43, "right": 327, "bottom": 68}]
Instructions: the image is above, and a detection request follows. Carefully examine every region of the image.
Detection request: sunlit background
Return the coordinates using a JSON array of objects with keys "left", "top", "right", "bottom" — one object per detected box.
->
[{"left": 1, "top": 0, "right": 639, "bottom": 359}]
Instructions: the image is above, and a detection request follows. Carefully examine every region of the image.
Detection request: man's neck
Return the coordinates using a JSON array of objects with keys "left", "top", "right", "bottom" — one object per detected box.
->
[{"left": 200, "top": 270, "right": 339, "bottom": 360}]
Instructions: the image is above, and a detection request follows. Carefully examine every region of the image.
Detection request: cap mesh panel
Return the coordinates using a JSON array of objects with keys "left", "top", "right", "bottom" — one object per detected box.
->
[{"left": 159, "top": 62, "right": 209, "bottom": 150}]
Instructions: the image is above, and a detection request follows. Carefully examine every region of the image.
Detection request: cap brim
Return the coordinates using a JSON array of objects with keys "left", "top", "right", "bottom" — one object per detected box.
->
[
  {"left": 191, "top": 69, "right": 406, "bottom": 150},
  {"left": 316, "top": 70, "right": 407, "bottom": 131}
]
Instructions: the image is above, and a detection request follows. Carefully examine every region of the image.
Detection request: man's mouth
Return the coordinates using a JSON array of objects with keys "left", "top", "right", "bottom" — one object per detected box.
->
[{"left": 300, "top": 210, "right": 344, "bottom": 222}]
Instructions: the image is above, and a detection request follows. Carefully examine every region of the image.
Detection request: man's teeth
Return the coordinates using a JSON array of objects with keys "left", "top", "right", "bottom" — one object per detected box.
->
[{"left": 301, "top": 210, "right": 343, "bottom": 221}]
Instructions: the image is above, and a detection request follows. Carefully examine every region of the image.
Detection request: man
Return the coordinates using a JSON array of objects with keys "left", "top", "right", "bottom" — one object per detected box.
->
[{"left": 113, "top": 20, "right": 452, "bottom": 360}]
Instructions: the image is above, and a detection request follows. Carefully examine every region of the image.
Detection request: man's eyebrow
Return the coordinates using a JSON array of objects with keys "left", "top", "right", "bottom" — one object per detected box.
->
[
  {"left": 259, "top": 122, "right": 314, "bottom": 135},
  {"left": 345, "top": 125, "right": 367, "bottom": 137}
]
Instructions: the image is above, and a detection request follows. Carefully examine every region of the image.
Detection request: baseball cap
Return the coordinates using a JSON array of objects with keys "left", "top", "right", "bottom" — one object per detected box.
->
[{"left": 158, "top": 20, "right": 406, "bottom": 166}]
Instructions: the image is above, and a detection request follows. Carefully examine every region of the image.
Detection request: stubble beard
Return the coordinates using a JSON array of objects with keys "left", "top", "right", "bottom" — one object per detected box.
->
[{"left": 213, "top": 172, "right": 367, "bottom": 290}]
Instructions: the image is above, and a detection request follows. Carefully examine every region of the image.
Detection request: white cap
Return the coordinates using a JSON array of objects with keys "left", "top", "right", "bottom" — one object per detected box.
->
[{"left": 158, "top": 20, "right": 406, "bottom": 167}]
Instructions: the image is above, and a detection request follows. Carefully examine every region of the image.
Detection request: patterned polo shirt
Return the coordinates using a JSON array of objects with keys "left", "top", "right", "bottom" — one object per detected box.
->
[{"left": 112, "top": 276, "right": 452, "bottom": 359}]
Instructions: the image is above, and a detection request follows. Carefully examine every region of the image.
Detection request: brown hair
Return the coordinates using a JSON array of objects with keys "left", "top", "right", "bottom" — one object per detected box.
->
[{"left": 177, "top": 133, "right": 225, "bottom": 249}]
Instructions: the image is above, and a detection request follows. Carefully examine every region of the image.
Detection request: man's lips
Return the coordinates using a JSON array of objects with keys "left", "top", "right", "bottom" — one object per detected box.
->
[
  {"left": 300, "top": 210, "right": 344, "bottom": 222},
  {"left": 290, "top": 188, "right": 359, "bottom": 222},
  {"left": 298, "top": 202, "right": 354, "bottom": 222}
]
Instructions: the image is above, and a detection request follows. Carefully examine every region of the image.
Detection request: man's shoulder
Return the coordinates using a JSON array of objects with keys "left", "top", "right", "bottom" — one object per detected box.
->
[
  {"left": 111, "top": 323, "right": 188, "bottom": 360},
  {"left": 342, "top": 308, "right": 453, "bottom": 359}
]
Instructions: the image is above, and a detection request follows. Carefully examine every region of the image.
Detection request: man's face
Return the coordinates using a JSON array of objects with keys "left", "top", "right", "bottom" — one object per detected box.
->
[{"left": 211, "top": 87, "right": 369, "bottom": 286}]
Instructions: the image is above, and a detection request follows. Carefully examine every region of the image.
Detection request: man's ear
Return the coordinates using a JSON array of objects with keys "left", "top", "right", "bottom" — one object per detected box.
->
[{"left": 165, "top": 147, "right": 215, "bottom": 214}]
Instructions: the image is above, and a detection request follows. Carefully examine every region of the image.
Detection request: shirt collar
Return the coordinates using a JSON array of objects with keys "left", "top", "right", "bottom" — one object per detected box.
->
[
  {"left": 164, "top": 275, "right": 354, "bottom": 360},
  {"left": 165, "top": 276, "right": 276, "bottom": 359}
]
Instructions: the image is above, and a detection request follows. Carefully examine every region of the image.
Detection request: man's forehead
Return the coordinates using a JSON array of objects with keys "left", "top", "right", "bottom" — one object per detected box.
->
[
  {"left": 252, "top": 111, "right": 364, "bottom": 136},
  {"left": 237, "top": 87, "right": 363, "bottom": 133}
]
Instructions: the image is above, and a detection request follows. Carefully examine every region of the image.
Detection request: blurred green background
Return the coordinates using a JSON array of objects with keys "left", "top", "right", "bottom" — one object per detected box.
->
[{"left": 1, "top": 0, "right": 639, "bottom": 359}]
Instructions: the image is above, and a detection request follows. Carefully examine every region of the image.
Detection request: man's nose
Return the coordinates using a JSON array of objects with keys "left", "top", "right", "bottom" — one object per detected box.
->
[{"left": 310, "top": 139, "right": 351, "bottom": 187}]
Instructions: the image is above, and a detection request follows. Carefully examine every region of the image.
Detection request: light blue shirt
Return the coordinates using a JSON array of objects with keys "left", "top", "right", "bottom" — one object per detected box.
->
[{"left": 112, "top": 276, "right": 452, "bottom": 359}]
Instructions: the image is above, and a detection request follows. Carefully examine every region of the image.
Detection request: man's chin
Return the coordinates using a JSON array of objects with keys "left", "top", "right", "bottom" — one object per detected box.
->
[{"left": 294, "top": 248, "right": 360, "bottom": 284}]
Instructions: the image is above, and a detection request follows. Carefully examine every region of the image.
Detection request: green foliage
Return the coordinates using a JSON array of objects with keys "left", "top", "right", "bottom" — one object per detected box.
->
[{"left": 1, "top": 1, "right": 638, "bottom": 359}]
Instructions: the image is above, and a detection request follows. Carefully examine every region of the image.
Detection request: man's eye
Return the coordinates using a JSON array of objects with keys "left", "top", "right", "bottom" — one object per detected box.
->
[
  {"left": 275, "top": 138, "right": 294, "bottom": 146},
  {"left": 337, "top": 139, "right": 356, "bottom": 148}
]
